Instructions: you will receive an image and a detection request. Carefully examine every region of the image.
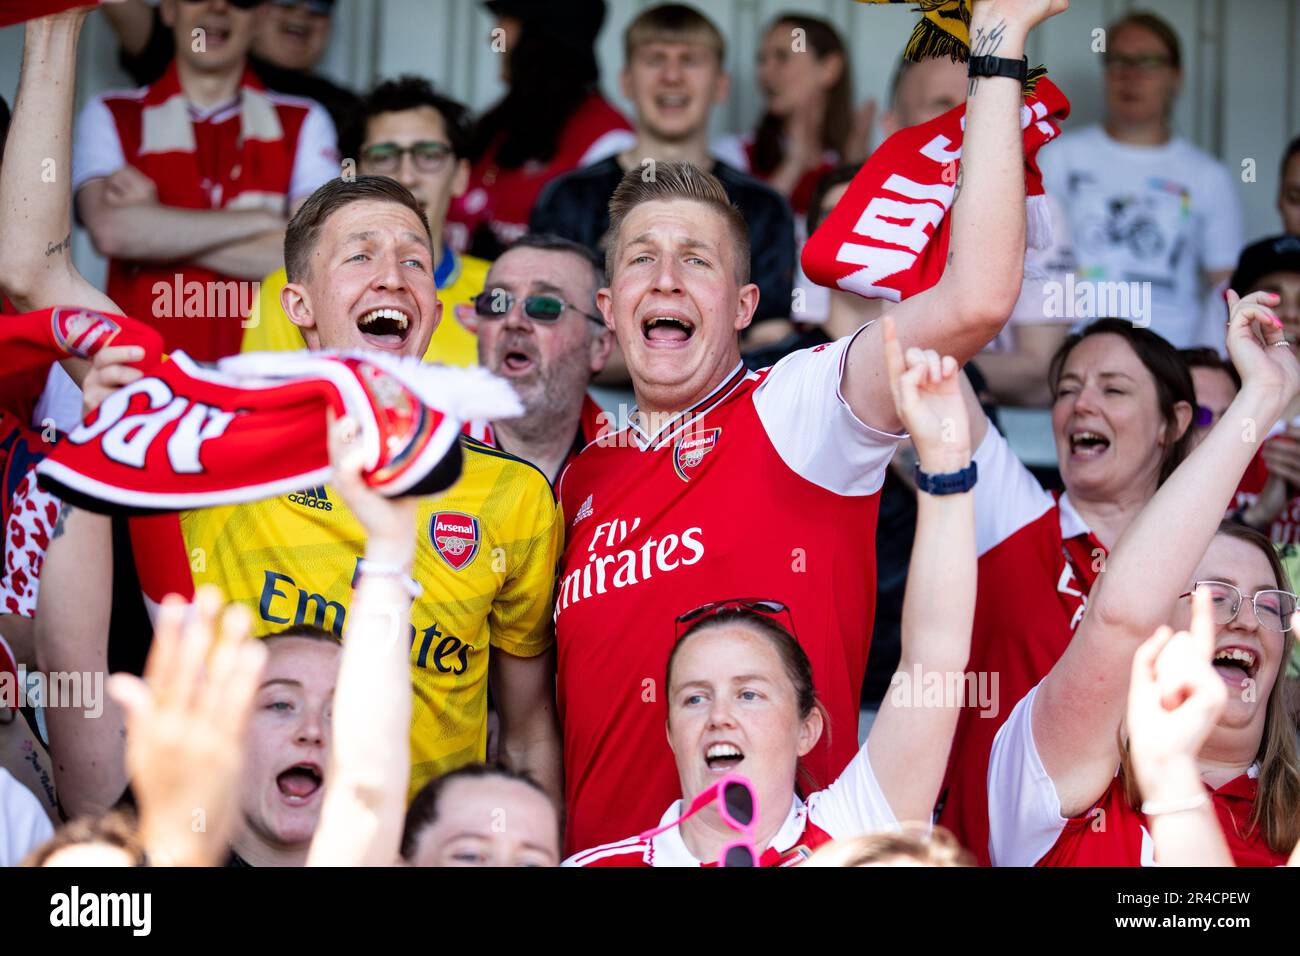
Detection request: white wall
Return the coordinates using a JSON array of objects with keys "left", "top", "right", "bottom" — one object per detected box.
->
[{"left": 2, "top": 0, "right": 1297, "bottom": 285}]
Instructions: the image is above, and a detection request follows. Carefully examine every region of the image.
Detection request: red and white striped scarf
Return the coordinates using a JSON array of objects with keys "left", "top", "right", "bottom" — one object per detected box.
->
[{"left": 127, "top": 59, "right": 294, "bottom": 216}]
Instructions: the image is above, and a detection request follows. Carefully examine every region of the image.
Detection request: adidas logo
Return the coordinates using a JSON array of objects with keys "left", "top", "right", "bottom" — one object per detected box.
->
[
  {"left": 572, "top": 493, "right": 594, "bottom": 526},
  {"left": 287, "top": 486, "right": 334, "bottom": 511}
]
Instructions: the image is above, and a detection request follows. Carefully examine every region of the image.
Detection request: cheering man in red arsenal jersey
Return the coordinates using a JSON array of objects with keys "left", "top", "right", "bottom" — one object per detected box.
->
[{"left": 553, "top": 0, "right": 1070, "bottom": 852}]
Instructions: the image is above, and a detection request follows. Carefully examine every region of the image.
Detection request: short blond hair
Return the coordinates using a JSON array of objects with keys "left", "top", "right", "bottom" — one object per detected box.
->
[
  {"left": 802, "top": 824, "right": 975, "bottom": 867},
  {"left": 606, "top": 161, "right": 749, "bottom": 284},
  {"left": 624, "top": 4, "right": 725, "bottom": 63}
]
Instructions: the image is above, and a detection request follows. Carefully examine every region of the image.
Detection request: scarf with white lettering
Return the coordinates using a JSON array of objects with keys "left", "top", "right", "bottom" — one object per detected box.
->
[
  {"left": 801, "top": 76, "right": 1069, "bottom": 303},
  {"left": 6, "top": 308, "right": 520, "bottom": 514}
]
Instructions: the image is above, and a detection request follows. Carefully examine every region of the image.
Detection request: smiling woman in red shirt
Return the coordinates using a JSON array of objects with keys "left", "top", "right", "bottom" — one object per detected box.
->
[
  {"left": 939, "top": 318, "right": 1197, "bottom": 864},
  {"left": 987, "top": 291, "right": 1300, "bottom": 867}
]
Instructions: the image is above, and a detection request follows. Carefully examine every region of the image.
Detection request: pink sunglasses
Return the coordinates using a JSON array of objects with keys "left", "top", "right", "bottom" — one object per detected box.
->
[{"left": 639, "top": 773, "right": 759, "bottom": 867}]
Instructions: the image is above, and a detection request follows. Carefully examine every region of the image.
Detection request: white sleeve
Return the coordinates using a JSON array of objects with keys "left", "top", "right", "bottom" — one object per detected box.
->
[
  {"left": 972, "top": 420, "right": 1054, "bottom": 556},
  {"left": 752, "top": 325, "right": 902, "bottom": 497},
  {"left": 577, "top": 129, "right": 637, "bottom": 168},
  {"left": 710, "top": 134, "right": 750, "bottom": 172},
  {"left": 1198, "top": 159, "right": 1243, "bottom": 272},
  {"left": 0, "top": 770, "right": 53, "bottom": 868},
  {"left": 986, "top": 683, "right": 1069, "bottom": 866},
  {"left": 806, "top": 745, "right": 901, "bottom": 839},
  {"left": 288, "top": 102, "right": 340, "bottom": 204},
  {"left": 71, "top": 96, "right": 126, "bottom": 193}
]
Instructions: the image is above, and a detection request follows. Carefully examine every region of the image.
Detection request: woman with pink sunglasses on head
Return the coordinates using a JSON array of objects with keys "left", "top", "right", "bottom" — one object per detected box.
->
[{"left": 566, "top": 318, "right": 979, "bottom": 866}]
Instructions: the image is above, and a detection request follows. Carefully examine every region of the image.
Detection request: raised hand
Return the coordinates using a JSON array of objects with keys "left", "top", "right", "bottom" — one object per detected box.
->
[
  {"left": 882, "top": 315, "right": 971, "bottom": 473},
  {"left": 107, "top": 587, "right": 267, "bottom": 866},
  {"left": 326, "top": 413, "right": 419, "bottom": 562},
  {"left": 1224, "top": 290, "right": 1300, "bottom": 415},
  {"left": 1126, "top": 587, "right": 1227, "bottom": 798},
  {"left": 974, "top": 0, "right": 1070, "bottom": 30}
]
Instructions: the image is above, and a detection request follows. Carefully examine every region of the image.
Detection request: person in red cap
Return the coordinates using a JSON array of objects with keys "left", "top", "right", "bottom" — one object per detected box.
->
[{"left": 445, "top": 0, "right": 635, "bottom": 259}]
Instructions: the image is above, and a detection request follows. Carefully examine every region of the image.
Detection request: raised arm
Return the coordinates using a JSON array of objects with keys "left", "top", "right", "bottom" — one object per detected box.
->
[
  {"left": 107, "top": 588, "right": 267, "bottom": 867},
  {"left": 866, "top": 317, "right": 976, "bottom": 823},
  {"left": 1033, "top": 291, "right": 1300, "bottom": 816},
  {"left": 1124, "top": 593, "right": 1234, "bottom": 867},
  {"left": 0, "top": 10, "right": 119, "bottom": 315},
  {"left": 307, "top": 416, "right": 415, "bottom": 867},
  {"left": 841, "top": 0, "right": 1068, "bottom": 434},
  {"left": 35, "top": 502, "right": 126, "bottom": 817}
]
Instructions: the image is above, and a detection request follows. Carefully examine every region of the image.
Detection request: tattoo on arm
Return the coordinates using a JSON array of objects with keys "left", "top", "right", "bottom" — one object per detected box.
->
[
  {"left": 45, "top": 233, "right": 72, "bottom": 258},
  {"left": 968, "top": 19, "right": 1008, "bottom": 96},
  {"left": 51, "top": 502, "right": 75, "bottom": 541}
]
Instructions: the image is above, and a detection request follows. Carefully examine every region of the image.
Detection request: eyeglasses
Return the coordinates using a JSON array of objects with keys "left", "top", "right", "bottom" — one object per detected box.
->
[
  {"left": 675, "top": 598, "right": 794, "bottom": 639},
  {"left": 1179, "top": 581, "right": 1297, "bottom": 633},
  {"left": 270, "top": 0, "right": 334, "bottom": 13},
  {"left": 360, "top": 141, "right": 455, "bottom": 175},
  {"left": 1104, "top": 53, "right": 1173, "bottom": 73},
  {"left": 472, "top": 290, "right": 603, "bottom": 325},
  {"left": 638, "top": 773, "right": 759, "bottom": 867}
]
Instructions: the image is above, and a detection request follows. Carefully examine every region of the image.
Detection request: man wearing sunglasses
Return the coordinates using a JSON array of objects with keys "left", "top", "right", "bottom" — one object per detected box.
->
[
  {"left": 244, "top": 76, "right": 490, "bottom": 369},
  {"left": 1038, "top": 10, "right": 1241, "bottom": 349},
  {"left": 73, "top": 0, "right": 340, "bottom": 360},
  {"left": 462, "top": 235, "right": 614, "bottom": 484}
]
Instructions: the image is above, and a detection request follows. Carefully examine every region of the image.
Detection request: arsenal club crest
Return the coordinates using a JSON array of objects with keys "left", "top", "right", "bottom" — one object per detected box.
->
[
  {"left": 673, "top": 428, "right": 721, "bottom": 482},
  {"left": 431, "top": 511, "right": 481, "bottom": 571},
  {"left": 50, "top": 307, "right": 120, "bottom": 358}
]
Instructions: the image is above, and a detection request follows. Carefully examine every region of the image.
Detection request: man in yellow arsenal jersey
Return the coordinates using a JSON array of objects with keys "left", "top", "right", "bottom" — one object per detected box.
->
[
  {"left": 242, "top": 76, "right": 488, "bottom": 367},
  {"left": 1, "top": 12, "right": 562, "bottom": 809}
]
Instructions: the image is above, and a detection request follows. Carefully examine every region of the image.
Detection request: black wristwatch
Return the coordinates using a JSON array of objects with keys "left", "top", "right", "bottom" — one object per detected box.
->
[
  {"left": 967, "top": 55, "right": 1029, "bottom": 85},
  {"left": 914, "top": 460, "right": 978, "bottom": 496}
]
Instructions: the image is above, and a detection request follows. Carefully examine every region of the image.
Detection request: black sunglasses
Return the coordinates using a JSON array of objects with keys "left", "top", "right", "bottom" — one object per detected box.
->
[{"left": 473, "top": 290, "right": 602, "bottom": 325}]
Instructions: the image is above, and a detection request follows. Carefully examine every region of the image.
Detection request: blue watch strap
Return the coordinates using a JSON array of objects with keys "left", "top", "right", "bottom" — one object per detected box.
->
[{"left": 913, "top": 460, "right": 978, "bottom": 495}]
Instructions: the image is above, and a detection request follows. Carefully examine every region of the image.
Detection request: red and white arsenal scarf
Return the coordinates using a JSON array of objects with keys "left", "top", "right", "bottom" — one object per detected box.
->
[
  {"left": 801, "top": 77, "right": 1070, "bottom": 303},
  {"left": 6, "top": 308, "right": 521, "bottom": 513},
  {"left": 130, "top": 60, "right": 294, "bottom": 216}
]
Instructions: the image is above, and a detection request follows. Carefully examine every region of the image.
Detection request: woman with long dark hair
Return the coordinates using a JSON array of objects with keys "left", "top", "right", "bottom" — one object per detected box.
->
[
  {"left": 939, "top": 318, "right": 1199, "bottom": 863},
  {"left": 446, "top": 0, "right": 634, "bottom": 258},
  {"left": 988, "top": 291, "right": 1300, "bottom": 866},
  {"left": 715, "top": 13, "right": 867, "bottom": 217}
]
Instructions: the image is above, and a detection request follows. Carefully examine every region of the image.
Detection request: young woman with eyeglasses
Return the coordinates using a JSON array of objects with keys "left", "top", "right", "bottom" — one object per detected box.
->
[
  {"left": 566, "top": 317, "right": 978, "bottom": 866},
  {"left": 939, "top": 316, "right": 1199, "bottom": 863},
  {"left": 987, "top": 291, "right": 1300, "bottom": 866}
]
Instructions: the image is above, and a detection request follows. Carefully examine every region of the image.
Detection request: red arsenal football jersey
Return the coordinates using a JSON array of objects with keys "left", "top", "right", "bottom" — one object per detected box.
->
[
  {"left": 938, "top": 424, "right": 1105, "bottom": 865},
  {"left": 564, "top": 743, "right": 898, "bottom": 867},
  {"left": 554, "top": 335, "right": 899, "bottom": 853},
  {"left": 988, "top": 685, "right": 1287, "bottom": 866}
]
